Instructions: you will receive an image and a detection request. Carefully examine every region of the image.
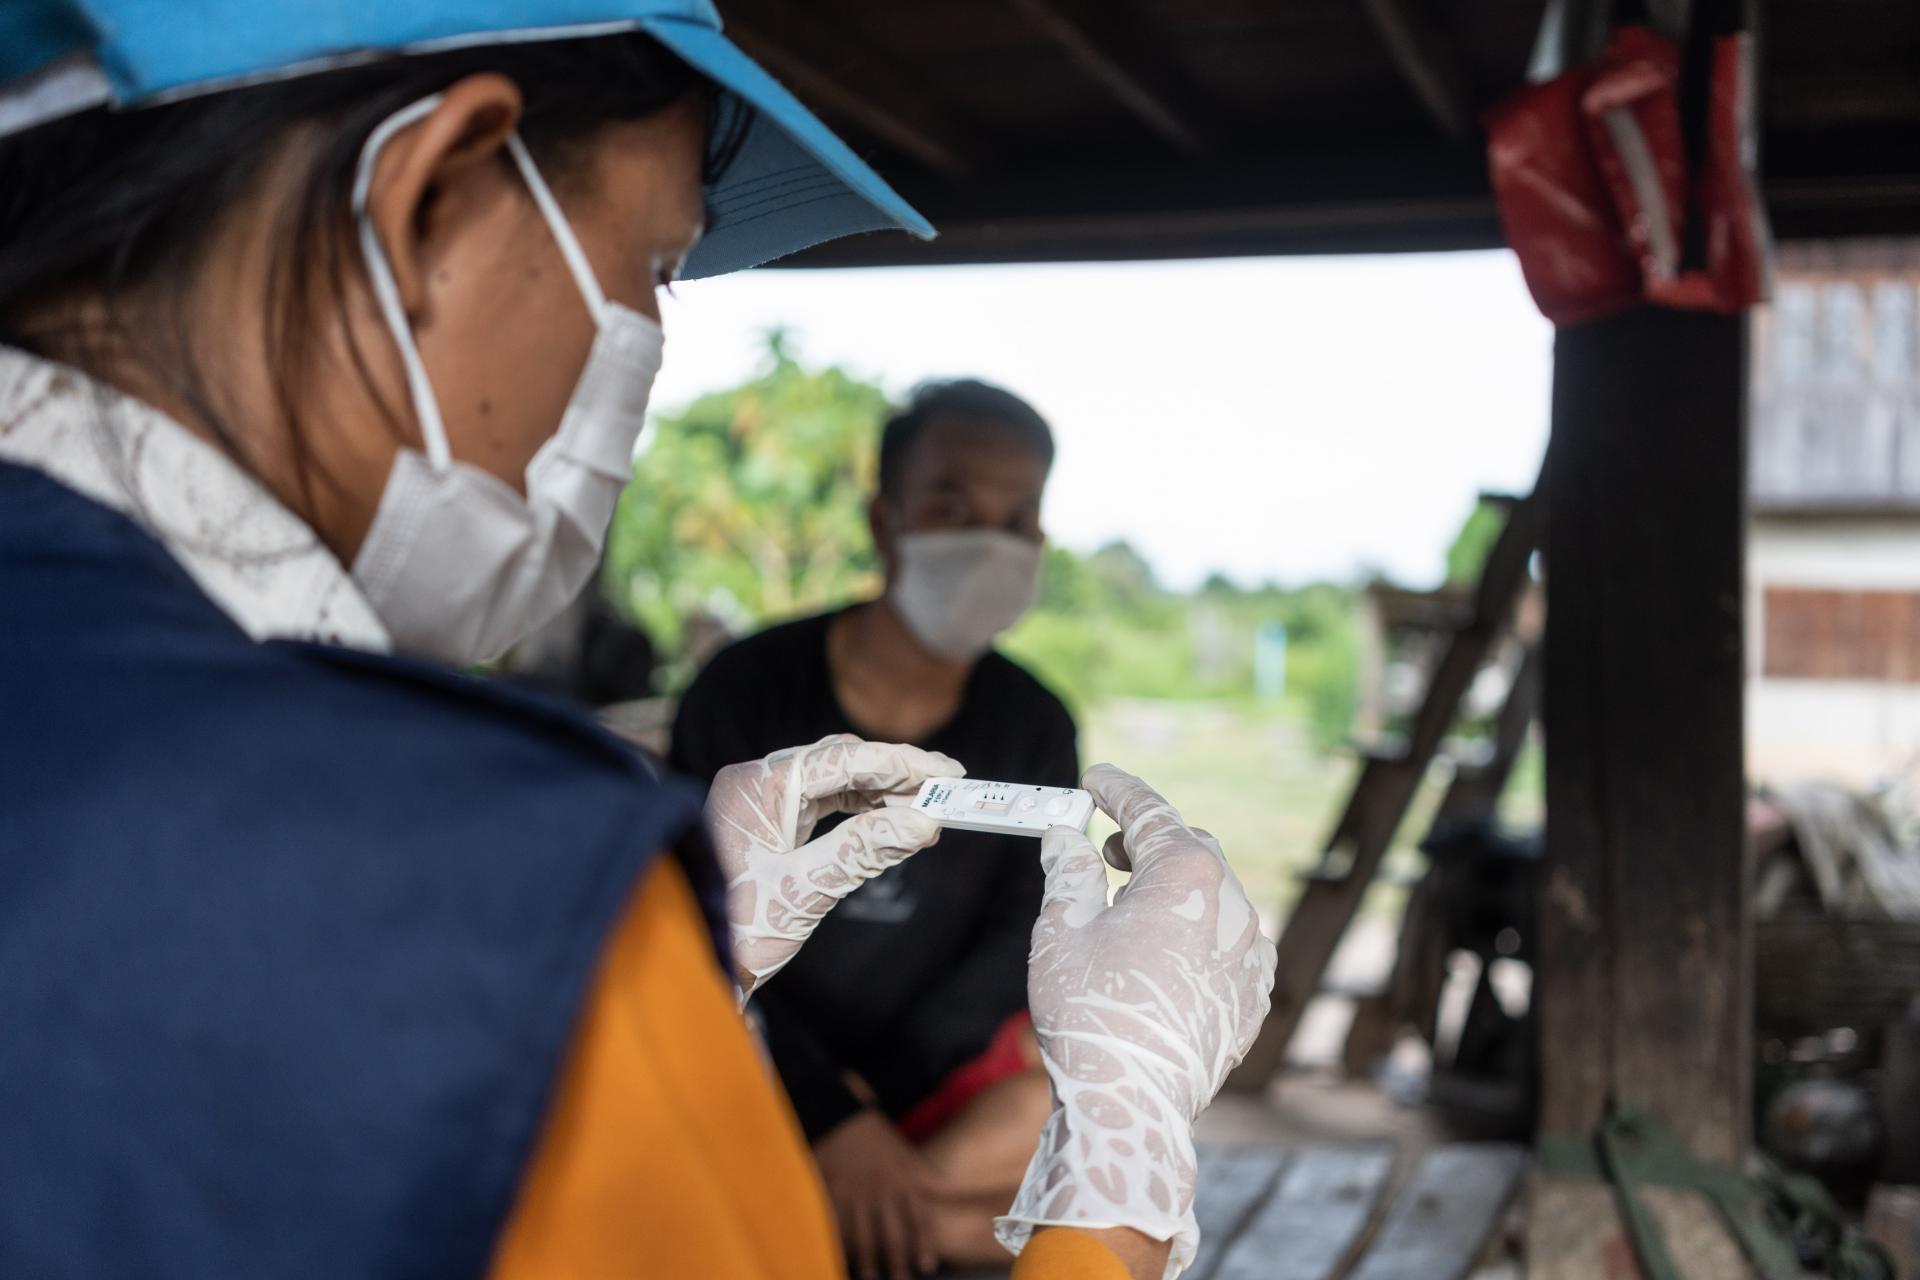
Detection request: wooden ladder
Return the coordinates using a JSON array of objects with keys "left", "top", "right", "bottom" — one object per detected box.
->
[
  {"left": 1227, "top": 483, "right": 1544, "bottom": 1091},
  {"left": 1340, "top": 635, "right": 1542, "bottom": 1075}
]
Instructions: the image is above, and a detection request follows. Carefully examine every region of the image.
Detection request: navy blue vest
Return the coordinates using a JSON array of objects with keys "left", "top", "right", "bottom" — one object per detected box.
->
[{"left": 0, "top": 461, "right": 719, "bottom": 1278}]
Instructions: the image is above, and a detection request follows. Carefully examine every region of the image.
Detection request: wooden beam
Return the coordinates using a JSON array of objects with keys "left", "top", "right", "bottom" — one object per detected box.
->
[
  {"left": 780, "top": 143, "right": 1501, "bottom": 267},
  {"left": 764, "top": 129, "right": 1918, "bottom": 269},
  {"left": 722, "top": 9, "right": 982, "bottom": 179},
  {"left": 1009, "top": 0, "right": 1213, "bottom": 155},
  {"left": 1768, "top": 164, "right": 1920, "bottom": 242},
  {"left": 1534, "top": 308, "right": 1752, "bottom": 1166},
  {"left": 782, "top": 192, "right": 1501, "bottom": 266},
  {"left": 1358, "top": 0, "right": 1477, "bottom": 143}
]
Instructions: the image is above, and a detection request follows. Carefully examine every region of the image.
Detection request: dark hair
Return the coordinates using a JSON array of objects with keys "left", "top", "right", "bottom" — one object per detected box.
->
[
  {"left": 877, "top": 378, "right": 1055, "bottom": 495},
  {"left": 0, "top": 33, "right": 746, "bottom": 505}
]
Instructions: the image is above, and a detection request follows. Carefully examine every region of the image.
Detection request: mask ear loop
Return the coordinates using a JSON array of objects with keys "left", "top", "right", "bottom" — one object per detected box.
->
[
  {"left": 503, "top": 133, "right": 611, "bottom": 328},
  {"left": 351, "top": 94, "right": 453, "bottom": 472}
]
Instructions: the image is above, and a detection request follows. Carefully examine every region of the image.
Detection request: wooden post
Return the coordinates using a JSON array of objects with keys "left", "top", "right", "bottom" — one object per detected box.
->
[{"left": 1536, "top": 307, "right": 1753, "bottom": 1161}]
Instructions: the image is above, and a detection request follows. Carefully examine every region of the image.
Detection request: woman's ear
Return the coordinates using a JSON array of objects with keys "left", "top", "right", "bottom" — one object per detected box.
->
[{"left": 363, "top": 73, "right": 524, "bottom": 318}]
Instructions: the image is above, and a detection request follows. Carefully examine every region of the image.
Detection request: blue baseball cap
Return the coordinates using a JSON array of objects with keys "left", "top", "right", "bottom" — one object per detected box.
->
[{"left": 0, "top": 0, "right": 935, "bottom": 277}]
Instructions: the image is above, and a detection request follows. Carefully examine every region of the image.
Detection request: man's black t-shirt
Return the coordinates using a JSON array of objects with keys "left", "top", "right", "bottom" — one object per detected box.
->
[{"left": 669, "top": 610, "right": 1078, "bottom": 1142}]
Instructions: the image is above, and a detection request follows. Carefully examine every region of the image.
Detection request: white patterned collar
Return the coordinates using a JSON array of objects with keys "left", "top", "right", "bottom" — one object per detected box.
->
[{"left": 0, "top": 346, "right": 390, "bottom": 651}]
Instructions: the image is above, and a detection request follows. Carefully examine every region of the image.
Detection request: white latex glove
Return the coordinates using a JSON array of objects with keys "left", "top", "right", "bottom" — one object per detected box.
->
[
  {"left": 705, "top": 733, "right": 964, "bottom": 998},
  {"left": 995, "top": 764, "right": 1278, "bottom": 1278}
]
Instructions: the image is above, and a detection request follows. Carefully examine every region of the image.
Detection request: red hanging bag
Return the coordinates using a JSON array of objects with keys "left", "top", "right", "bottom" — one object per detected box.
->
[
  {"left": 1486, "top": 0, "right": 1770, "bottom": 324},
  {"left": 1485, "top": 63, "right": 1644, "bottom": 326},
  {"left": 1581, "top": 1, "right": 1770, "bottom": 313}
]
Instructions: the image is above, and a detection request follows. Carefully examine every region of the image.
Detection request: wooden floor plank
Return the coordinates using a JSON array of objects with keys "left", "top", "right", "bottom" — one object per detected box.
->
[
  {"left": 1189, "top": 1145, "right": 1295, "bottom": 1280},
  {"left": 1347, "top": 1144, "right": 1527, "bottom": 1280},
  {"left": 1525, "top": 1175, "right": 1642, "bottom": 1280},
  {"left": 1213, "top": 1144, "right": 1394, "bottom": 1280},
  {"left": 1642, "top": 1187, "right": 1758, "bottom": 1280}
]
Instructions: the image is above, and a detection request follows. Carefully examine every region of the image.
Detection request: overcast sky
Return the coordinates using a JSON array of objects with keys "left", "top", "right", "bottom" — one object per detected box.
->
[{"left": 652, "top": 249, "right": 1553, "bottom": 591}]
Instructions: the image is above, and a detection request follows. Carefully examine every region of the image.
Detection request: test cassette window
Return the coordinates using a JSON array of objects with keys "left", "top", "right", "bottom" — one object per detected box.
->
[{"left": 970, "top": 786, "right": 1014, "bottom": 814}]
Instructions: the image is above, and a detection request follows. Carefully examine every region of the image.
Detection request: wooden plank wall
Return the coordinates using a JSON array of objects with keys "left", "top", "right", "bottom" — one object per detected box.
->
[
  {"left": 1749, "top": 247, "right": 1920, "bottom": 509},
  {"left": 1761, "top": 585, "right": 1920, "bottom": 681}
]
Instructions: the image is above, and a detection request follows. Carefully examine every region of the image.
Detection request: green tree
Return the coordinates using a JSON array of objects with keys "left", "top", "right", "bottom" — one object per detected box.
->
[
  {"left": 603, "top": 332, "right": 889, "bottom": 686},
  {"left": 1088, "top": 540, "right": 1158, "bottom": 603},
  {"left": 1200, "top": 571, "right": 1240, "bottom": 597}
]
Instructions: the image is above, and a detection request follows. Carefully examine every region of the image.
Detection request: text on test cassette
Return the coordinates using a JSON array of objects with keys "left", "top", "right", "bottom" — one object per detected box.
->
[{"left": 911, "top": 778, "right": 1095, "bottom": 838}]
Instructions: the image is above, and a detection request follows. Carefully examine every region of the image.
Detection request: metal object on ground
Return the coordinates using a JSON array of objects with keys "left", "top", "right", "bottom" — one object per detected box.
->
[{"left": 1761, "top": 1079, "right": 1885, "bottom": 1202}]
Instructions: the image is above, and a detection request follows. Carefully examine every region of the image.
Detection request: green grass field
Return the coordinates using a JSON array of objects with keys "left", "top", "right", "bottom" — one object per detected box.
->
[{"left": 1078, "top": 698, "right": 1542, "bottom": 918}]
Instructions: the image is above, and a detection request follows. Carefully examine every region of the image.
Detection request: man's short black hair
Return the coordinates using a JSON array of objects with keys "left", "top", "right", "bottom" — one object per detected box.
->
[{"left": 877, "top": 379, "right": 1055, "bottom": 495}]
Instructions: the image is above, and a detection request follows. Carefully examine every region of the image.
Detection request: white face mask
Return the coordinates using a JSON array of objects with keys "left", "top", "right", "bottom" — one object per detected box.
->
[
  {"left": 347, "top": 96, "right": 665, "bottom": 665},
  {"left": 890, "top": 529, "right": 1043, "bottom": 662}
]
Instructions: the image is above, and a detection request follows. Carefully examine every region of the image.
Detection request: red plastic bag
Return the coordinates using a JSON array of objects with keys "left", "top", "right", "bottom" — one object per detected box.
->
[
  {"left": 1582, "top": 26, "right": 1688, "bottom": 291},
  {"left": 1485, "top": 68, "right": 1643, "bottom": 326},
  {"left": 1485, "top": 0, "right": 1770, "bottom": 325},
  {"left": 1581, "top": 24, "right": 1769, "bottom": 313},
  {"left": 1659, "top": 29, "right": 1770, "bottom": 311}
]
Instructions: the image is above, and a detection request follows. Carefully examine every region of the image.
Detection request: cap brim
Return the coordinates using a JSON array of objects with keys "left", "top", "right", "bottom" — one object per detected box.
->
[
  {"left": 0, "top": 3, "right": 935, "bottom": 278},
  {"left": 638, "top": 16, "right": 935, "bottom": 278}
]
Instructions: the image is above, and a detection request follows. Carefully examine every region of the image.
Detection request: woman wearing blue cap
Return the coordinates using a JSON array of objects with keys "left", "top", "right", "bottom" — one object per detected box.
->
[{"left": 0, "top": 6, "right": 1275, "bottom": 1280}]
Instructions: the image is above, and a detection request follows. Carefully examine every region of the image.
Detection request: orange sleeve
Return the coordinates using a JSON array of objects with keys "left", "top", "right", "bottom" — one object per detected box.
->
[
  {"left": 1012, "top": 1229, "right": 1136, "bottom": 1279},
  {"left": 490, "top": 859, "right": 843, "bottom": 1280}
]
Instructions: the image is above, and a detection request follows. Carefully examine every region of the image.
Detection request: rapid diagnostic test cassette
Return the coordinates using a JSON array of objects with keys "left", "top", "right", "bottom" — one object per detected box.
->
[{"left": 910, "top": 778, "right": 1095, "bottom": 838}]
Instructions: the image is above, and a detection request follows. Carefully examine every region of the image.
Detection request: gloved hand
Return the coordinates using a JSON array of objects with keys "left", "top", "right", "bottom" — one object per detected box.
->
[
  {"left": 705, "top": 734, "right": 964, "bottom": 998},
  {"left": 995, "top": 764, "right": 1278, "bottom": 1278}
]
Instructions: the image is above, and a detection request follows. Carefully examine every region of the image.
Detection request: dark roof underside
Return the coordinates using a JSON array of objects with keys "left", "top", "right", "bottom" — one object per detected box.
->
[{"left": 717, "top": 0, "right": 1920, "bottom": 266}]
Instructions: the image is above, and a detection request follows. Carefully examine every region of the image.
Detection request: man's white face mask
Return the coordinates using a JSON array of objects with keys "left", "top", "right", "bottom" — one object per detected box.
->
[
  {"left": 347, "top": 95, "right": 665, "bottom": 665},
  {"left": 890, "top": 529, "right": 1043, "bottom": 662}
]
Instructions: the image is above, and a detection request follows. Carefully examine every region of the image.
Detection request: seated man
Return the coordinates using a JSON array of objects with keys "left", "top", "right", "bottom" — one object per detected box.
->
[{"left": 670, "top": 379, "right": 1076, "bottom": 1277}]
